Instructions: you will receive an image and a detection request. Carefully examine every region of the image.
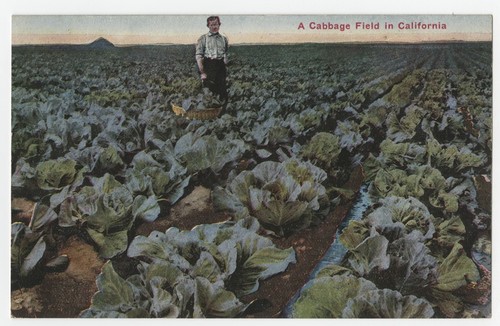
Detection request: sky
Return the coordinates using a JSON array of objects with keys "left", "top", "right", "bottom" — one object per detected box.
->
[{"left": 12, "top": 14, "right": 492, "bottom": 45}]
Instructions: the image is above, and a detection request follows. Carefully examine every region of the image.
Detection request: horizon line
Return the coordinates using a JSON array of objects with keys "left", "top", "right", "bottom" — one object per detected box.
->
[{"left": 12, "top": 39, "right": 493, "bottom": 47}]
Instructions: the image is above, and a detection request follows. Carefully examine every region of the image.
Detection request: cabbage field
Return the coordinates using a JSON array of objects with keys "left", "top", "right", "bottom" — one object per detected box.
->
[{"left": 11, "top": 41, "right": 492, "bottom": 318}]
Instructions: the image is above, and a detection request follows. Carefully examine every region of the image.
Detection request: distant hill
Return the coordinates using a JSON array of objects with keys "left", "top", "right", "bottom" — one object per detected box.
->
[{"left": 87, "top": 37, "right": 115, "bottom": 48}]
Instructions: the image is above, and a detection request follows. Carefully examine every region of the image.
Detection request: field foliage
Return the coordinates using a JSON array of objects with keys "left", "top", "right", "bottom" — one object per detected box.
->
[{"left": 12, "top": 42, "right": 492, "bottom": 318}]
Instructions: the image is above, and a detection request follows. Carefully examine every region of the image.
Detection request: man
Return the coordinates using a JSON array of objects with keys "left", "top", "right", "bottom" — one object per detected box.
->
[{"left": 195, "top": 16, "right": 229, "bottom": 105}]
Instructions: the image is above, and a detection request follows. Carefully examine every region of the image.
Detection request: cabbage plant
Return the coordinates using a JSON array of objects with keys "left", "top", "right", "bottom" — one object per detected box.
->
[
  {"left": 370, "top": 165, "right": 459, "bottom": 213},
  {"left": 386, "top": 104, "right": 427, "bottom": 142},
  {"left": 300, "top": 132, "right": 341, "bottom": 177},
  {"left": 125, "top": 150, "right": 190, "bottom": 205},
  {"left": 58, "top": 173, "right": 154, "bottom": 259},
  {"left": 342, "top": 288, "right": 435, "bottom": 318},
  {"left": 174, "top": 131, "right": 248, "bottom": 174},
  {"left": 81, "top": 218, "right": 295, "bottom": 317},
  {"left": 35, "top": 158, "right": 79, "bottom": 191},
  {"left": 213, "top": 159, "right": 330, "bottom": 236},
  {"left": 12, "top": 214, "right": 69, "bottom": 288},
  {"left": 292, "top": 274, "right": 373, "bottom": 317},
  {"left": 330, "top": 195, "right": 481, "bottom": 316},
  {"left": 292, "top": 274, "right": 434, "bottom": 318},
  {"left": 11, "top": 223, "right": 47, "bottom": 287}
]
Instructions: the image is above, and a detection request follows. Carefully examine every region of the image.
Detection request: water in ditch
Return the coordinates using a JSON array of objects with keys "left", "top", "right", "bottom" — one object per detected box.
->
[{"left": 282, "top": 183, "right": 372, "bottom": 317}]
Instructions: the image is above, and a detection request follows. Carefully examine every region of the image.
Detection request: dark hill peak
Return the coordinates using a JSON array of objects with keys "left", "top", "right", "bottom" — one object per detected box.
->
[{"left": 88, "top": 37, "right": 115, "bottom": 48}]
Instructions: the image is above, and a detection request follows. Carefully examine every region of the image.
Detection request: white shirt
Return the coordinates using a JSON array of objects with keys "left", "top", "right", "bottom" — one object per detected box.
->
[{"left": 195, "top": 32, "right": 228, "bottom": 60}]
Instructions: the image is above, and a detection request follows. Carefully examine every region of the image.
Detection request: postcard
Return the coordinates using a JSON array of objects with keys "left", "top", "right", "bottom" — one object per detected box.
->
[{"left": 10, "top": 12, "right": 492, "bottom": 319}]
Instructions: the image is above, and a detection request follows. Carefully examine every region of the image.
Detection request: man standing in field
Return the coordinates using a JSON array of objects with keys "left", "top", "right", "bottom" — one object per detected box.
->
[{"left": 195, "top": 16, "right": 229, "bottom": 106}]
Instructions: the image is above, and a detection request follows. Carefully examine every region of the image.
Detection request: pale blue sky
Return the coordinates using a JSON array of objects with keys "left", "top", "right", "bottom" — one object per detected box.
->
[{"left": 12, "top": 14, "right": 492, "bottom": 45}]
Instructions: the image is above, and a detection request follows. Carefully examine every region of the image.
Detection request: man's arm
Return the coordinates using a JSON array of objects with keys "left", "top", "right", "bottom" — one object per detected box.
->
[
  {"left": 196, "top": 55, "right": 207, "bottom": 79},
  {"left": 195, "top": 35, "right": 207, "bottom": 79},
  {"left": 223, "top": 35, "right": 229, "bottom": 65}
]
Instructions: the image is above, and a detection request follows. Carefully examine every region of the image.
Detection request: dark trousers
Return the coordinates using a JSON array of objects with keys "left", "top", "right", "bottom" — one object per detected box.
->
[{"left": 203, "top": 58, "right": 228, "bottom": 101}]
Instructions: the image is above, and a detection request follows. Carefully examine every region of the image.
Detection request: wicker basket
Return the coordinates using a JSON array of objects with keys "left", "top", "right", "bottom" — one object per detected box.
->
[{"left": 171, "top": 104, "right": 222, "bottom": 120}]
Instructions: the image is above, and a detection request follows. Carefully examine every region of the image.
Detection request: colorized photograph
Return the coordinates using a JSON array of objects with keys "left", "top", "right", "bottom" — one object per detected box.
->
[{"left": 10, "top": 14, "right": 492, "bottom": 318}]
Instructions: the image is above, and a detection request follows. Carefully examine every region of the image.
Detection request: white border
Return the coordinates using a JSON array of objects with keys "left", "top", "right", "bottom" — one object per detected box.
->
[{"left": 2, "top": 1, "right": 499, "bottom": 325}]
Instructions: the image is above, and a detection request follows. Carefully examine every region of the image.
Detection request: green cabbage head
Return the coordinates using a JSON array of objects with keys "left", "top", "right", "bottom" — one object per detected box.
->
[{"left": 213, "top": 159, "right": 330, "bottom": 236}]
